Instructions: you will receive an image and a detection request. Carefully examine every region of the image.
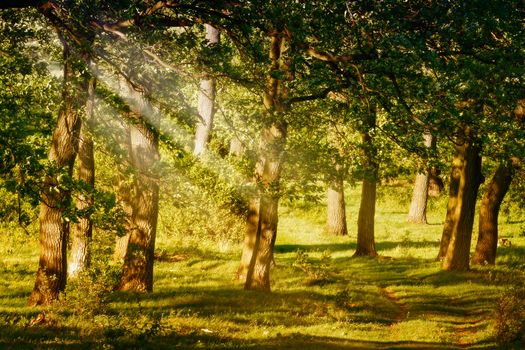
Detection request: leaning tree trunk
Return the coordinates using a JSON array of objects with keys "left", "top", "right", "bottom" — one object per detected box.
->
[
  {"left": 117, "top": 79, "right": 160, "bottom": 293},
  {"left": 407, "top": 132, "right": 434, "bottom": 224},
  {"left": 354, "top": 110, "right": 378, "bottom": 257},
  {"left": 194, "top": 24, "right": 220, "bottom": 156},
  {"left": 472, "top": 162, "right": 514, "bottom": 265},
  {"left": 29, "top": 40, "right": 88, "bottom": 306},
  {"left": 68, "top": 73, "right": 96, "bottom": 278},
  {"left": 325, "top": 173, "right": 348, "bottom": 236},
  {"left": 441, "top": 127, "right": 483, "bottom": 271},
  {"left": 243, "top": 31, "right": 290, "bottom": 292}
]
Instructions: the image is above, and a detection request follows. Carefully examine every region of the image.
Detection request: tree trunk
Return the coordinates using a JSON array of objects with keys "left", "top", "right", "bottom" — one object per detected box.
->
[
  {"left": 441, "top": 128, "right": 483, "bottom": 271},
  {"left": 325, "top": 174, "right": 347, "bottom": 236},
  {"left": 428, "top": 167, "right": 444, "bottom": 197},
  {"left": 354, "top": 110, "right": 378, "bottom": 257},
  {"left": 437, "top": 160, "right": 461, "bottom": 260},
  {"left": 407, "top": 132, "right": 434, "bottom": 224},
  {"left": 68, "top": 73, "right": 96, "bottom": 278},
  {"left": 472, "top": 162, "right": 514, "bottom": 265},
  {"left": 229, "top": 136, "right": 245, "bottom": 157},
  {"left": 113, "top": 124, "right": 133, "bottom": 263},
  {"left": 237, "top": 197, "right": 259, "bottom": 281},
  {"left": 117, "top": 78, "right": 160, "bottom": 293},
  {"left": 243, "top": 31, "right": 290, "bottom": 292},
  {"left": 29, "top": 40, "right": 87, "bottom": 306},
  {"left": 194, "top": 24, "right": 219, "bottom": 156}
]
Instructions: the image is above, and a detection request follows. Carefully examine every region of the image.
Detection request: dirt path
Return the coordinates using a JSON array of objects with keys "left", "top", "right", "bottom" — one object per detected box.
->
[{"left": 380, "top": 286, "right": 409, "bottom": 324}]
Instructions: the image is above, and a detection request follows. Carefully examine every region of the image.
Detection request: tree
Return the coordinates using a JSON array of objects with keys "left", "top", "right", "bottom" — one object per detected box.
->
[
  {"left": 325, "top": 167, "right": 347, "bottom": 236},
  {"left": 438, "top": 126, "right": 483, "bottom": 270},
  {"left": 471, "top": 161, "right": 515, "bottom": 265},
  {"left": 29, "top": 35, "right": 90, "bottom": 305},
  {"left": 68, "top": 70, "right": 96, "bottom": 278},
  {"left": 242, "top": 30, "right": 290, "bottom": 291},
  {"left": 407, "top": 131, "right": 434, "bottom": 224},
  {"left": 116, "top": 76, "right": 160, "bottom": 292},
  {"left": 354, "top": 107, "right": 378, "bottom": 257},
  {"left": 194, "top": 24, "right": 220, "bottom": 156}
]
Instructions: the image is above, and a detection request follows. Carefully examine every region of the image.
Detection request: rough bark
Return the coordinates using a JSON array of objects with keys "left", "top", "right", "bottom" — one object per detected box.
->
[
  {"left": 428, "top": 167, "right": 444, "bottom": 197},
  {"left": 325, "top": 174, "right": 347, "bottom": 236},
  {"left": 407, "top": 132, "right": 434, "bottom": 224},
  {"left": 354, "top": 111, "right": 378, "bottom": 257},
  {"left": 29, "top": 41, "right": 87, "bottom": 306},
  {"left": 194, "top": 24, "right": 220, "bottom": 156},
  {"left": 117, "top": 79, "right": 160, "bottom": 293},
  {"left": 441, "top": 128, "right": 483, "bottom": 271},
  {"left": 437, "top": 160, "right": 461, "bottom": 260},
  {"left": 113, "top": 124, "right": 133, "bottom": 263},
  {"left": 243, "top": 31, "right": 290, "bottom": 292},
  {"left": 68, "top": 74, "right": 96, "bottom": 278},
  {"left": 472, "top": 162, "right": 514, "bottom": 265},
  {"left": 237, "top": 197, "right": 259, "bottom": 280}
]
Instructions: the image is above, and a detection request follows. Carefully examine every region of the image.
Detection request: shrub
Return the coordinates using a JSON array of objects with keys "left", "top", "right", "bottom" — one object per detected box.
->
[{"left": 494, "top": 286, "right": 525, "bottom": 345}]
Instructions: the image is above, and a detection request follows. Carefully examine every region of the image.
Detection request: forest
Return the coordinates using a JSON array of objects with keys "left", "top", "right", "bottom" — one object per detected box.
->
[{"left": 0, "top": 0, "right": 524, "bottom": 348}]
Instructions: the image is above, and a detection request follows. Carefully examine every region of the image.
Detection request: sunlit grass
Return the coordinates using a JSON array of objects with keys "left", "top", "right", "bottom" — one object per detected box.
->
[{"left": 1, "top": 184, "right": 524, "bottom": 348}]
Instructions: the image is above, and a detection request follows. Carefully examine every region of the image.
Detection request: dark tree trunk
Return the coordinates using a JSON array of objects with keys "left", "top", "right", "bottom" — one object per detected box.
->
[
  {"left": 472, "top": 162, "right": 514, "bottom": 265},
  {"left": 29, "top": 41, "right": 88, "bottom": 306},
  {"left": 117, "top": 80, "right": 160, "bottom": 293},
  {"left": 428, "top": 167, "right": 444, "bottom": 197},
  {"left": 194, "top": 24, "right": 219, "bottom": 156},
  {"left": 407, "top": 132, "right": 434, "bottom": 224},
  {"left": 68, "top": 74, "right": 96, "bottom": 278},
  {"left": 325, "top": 174, "right": 347, "bottom": 236},
  {"left": 437, "top": 161, "right": 461, "bottom": 261},
  {"left": 441, "top": 127, "right": 483, "bottom": 271},
  {"left": 354, "top": 110, "right": 378, "bottom": 257},
  {"left": 237, "top": 197, "right": 259, "bottom": 281},
  {"left": 243, "top": 31, "right": 290, "bottom": 292}
]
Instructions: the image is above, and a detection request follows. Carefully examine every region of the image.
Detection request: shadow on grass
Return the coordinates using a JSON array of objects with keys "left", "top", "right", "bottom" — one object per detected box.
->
[
  {"left": 275, "top": 238, "right": 440, "bottom": 255},
  {"left": 275, "top": 243, "right": 355, "bottom": 254}
]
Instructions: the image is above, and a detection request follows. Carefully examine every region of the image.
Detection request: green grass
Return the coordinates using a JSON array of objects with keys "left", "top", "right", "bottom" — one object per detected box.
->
[{"left": 1, "top": 184, "right": 524, "bottom": 349}]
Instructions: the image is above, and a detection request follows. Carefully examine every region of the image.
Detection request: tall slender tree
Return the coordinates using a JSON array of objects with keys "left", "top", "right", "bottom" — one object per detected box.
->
[
  {"left": 29, "top": 36, "right": 90, "bottom": 305},
  {"left": 194, "top": 24, "right": 220, "bottom": 156},
  {"left": 242, "top": 29, "right": 290, "bottom": 292},
  {"left": 354, "top": 108, "right": 378, "bottom": 257},
  {"left": 407, "top": 131, "right": 434, "bottom": 224},
  {"left": 117, "top": 76, "right": 160, "bottom": 292},
  {"left": 68, "top": 67, "right": 96, "bottom": 278}
]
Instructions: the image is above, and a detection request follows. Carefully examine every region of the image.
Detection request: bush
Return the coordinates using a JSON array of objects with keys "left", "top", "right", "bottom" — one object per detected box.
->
[
  {"left": 494, "top": 286, "right": 525, "bottom": 345},
  {"left": 292, "top": 249, "right": 333, "bottom": 286}
]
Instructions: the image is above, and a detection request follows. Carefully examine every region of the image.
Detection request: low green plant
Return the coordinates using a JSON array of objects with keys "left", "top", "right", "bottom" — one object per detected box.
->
[
  {"left": 494, "top": 286, "right": 525, "bottom": 345},
  {"left": 292, "top": 249, "right": 332, "bottom": 286},
  {"left": 59, "top": 260, "right": 121, "bottom": 319}
]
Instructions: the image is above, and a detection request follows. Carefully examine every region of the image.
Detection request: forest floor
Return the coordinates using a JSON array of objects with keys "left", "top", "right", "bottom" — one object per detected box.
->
[{"left": 1, "top": 184, "right": 524, "bottom": 349}]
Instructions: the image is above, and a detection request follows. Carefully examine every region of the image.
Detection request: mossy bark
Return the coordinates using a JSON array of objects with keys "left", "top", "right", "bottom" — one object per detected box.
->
[
  {"left": 472, "top": 162, "right": 514, "bottom": 265},
  {"left": 30, "top": 40, "right": 88, "bottom": 305},
  {"left": 441, "top": 127, "right": 483, "bottom": 271}
]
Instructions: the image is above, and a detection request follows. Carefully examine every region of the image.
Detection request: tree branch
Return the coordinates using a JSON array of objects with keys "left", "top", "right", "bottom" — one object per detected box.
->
[{"left": 303, "top": 45, "right": 376, "bottom": 63}]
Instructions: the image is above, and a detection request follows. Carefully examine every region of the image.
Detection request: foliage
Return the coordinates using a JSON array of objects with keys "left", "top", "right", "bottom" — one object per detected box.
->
[
  {"left": 292, "top": 249, "right": 333, "bottom": 286},
  {"left": 494, "top": 286, "right": 525, "bottom": 345}
]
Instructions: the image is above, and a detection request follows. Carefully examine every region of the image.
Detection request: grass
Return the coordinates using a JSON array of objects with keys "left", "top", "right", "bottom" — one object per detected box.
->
[{"left": 1, "top": 184, "right": 524, "bottom": 349}]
